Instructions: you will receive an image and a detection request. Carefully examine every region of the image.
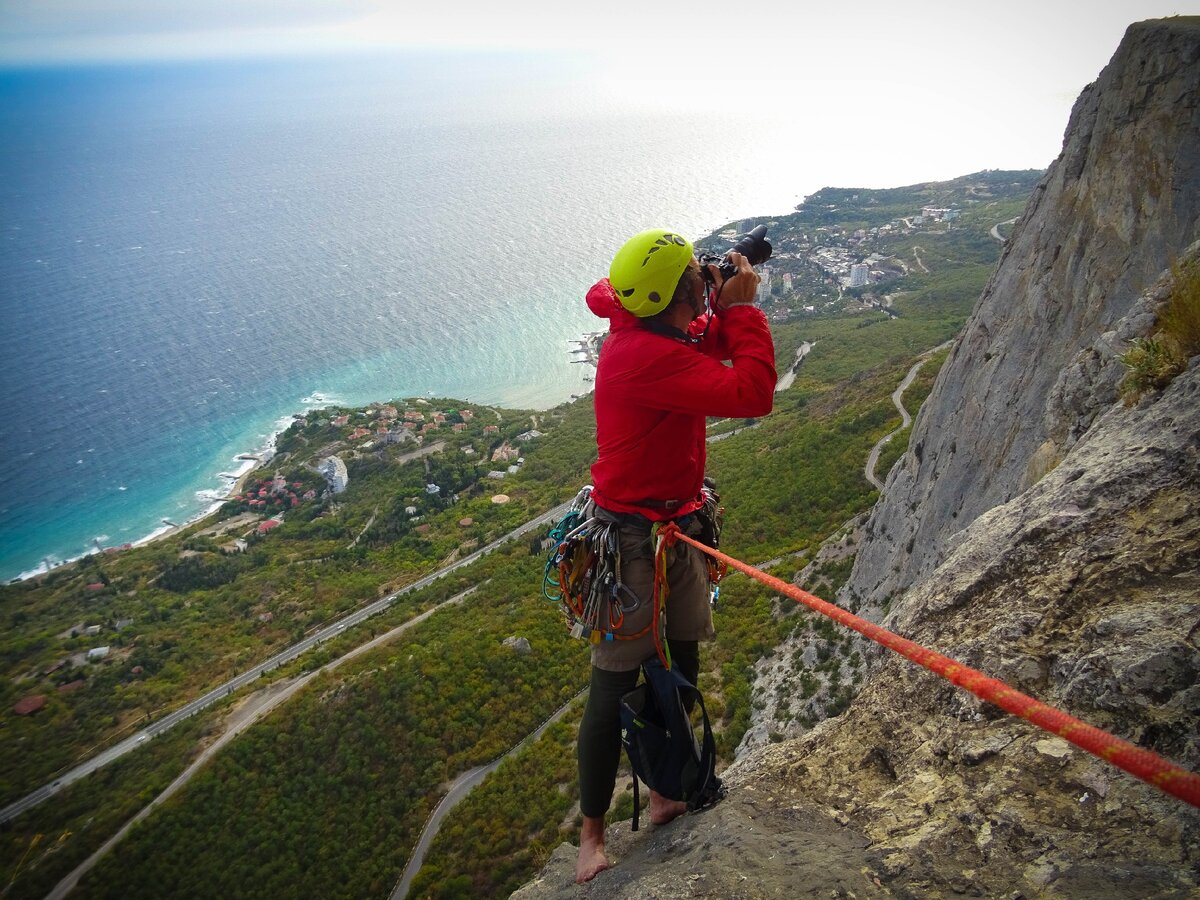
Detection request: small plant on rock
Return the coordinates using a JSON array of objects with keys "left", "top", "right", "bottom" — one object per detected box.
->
[{"left": 1120, "top": 260, "right": 1200, "bottom": 403}]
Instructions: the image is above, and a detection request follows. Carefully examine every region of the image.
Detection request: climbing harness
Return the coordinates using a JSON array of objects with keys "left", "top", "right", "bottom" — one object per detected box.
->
[{"left": 543, "top": 484, "right": 727, "bottom": 666}]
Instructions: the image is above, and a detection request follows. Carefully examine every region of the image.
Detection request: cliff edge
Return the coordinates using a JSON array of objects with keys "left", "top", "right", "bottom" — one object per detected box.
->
[{"left": 844, "top": 17, "right": 1200, "bottom": 614}]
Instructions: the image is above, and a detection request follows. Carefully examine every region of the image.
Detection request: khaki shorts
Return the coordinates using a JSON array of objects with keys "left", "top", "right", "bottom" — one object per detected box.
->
[{"left": 590, "top": 515, "right": 716, "bottom": 672}]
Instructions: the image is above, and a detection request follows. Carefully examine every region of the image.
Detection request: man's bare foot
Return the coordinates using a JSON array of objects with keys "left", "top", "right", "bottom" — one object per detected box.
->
[
  {"left": 575, "top": 815, "right": 610, "bottom": 883},
  {"left": 649, "top": 790, "right": 688, "bottom": 826}
]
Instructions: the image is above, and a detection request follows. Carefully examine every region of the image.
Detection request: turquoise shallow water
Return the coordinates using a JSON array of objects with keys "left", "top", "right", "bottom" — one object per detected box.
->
[{"left": 0, "top": 52, "right": 815, "bottom": 580}]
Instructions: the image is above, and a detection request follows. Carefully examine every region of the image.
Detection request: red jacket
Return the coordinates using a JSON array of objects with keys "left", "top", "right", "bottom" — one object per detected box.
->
[{"left": 587, "top": 278, "right": 776, "bottom": 520}]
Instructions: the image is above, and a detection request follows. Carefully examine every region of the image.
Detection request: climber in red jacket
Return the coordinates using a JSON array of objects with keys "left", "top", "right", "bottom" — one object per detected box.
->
[{"left": 576, "top": 229, "right": 776, "bottom": 883}]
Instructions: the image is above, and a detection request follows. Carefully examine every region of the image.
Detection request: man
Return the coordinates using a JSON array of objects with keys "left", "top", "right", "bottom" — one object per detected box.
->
[{"left": 575, "top": 228, "right": 776, "bottom": 883}]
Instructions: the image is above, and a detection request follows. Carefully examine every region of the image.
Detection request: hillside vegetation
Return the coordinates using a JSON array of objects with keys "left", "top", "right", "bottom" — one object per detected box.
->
[{"left": 0, "top": 171, "right": 1038, "bottom": 899}]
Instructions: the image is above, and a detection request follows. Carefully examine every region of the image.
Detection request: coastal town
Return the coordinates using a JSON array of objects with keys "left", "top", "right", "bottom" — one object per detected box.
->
[
  {"left": 710, "top": 196, "right": 984, "bottom": 324},
  {"left": 57, "top": 396, "right": 552, "bottom": 584},
  {"left": 567, "top": 172, "right": 1037, "bottom": 370}
]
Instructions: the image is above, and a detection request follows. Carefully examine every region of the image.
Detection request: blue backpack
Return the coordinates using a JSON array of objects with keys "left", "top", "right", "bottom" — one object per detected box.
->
[{"left": 619, "top": 657, "right": 726, "bottom": 830}]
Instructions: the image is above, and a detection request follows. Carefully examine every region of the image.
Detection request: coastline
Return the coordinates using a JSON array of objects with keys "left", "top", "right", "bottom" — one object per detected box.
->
[
  {"left": 11, "top": 429, "right": 282, "bottom": 584},
  {"left": 7, "top": 348, "right": 593, "bottom": 585},
  {"left": 126, "top": 456, "right": 267, "bottom": 552}
]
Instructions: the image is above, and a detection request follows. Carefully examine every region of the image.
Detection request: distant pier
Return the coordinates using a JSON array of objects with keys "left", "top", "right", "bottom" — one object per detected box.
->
[{"left": 567, "top": 332, "right": 603, "bottom": 366}]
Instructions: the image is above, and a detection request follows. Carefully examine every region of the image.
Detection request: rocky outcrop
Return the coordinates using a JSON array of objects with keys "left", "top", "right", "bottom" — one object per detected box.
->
[
  {"left": 732, "top": 356, "right": 1200, "bottom": 897},
  {"left": 842, "top": 18, "right": 1200, "bottom": 615}
]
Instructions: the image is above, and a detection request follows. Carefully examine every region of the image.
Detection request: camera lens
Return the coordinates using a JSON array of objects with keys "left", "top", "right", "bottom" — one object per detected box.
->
[{"left": 730, "top": 225, "right": 772, "bottom": 266}]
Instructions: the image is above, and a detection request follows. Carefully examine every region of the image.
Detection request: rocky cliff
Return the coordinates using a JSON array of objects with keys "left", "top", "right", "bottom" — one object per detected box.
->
[
  {"left": 514, "top": 18, "right": 1199, "bottom": 898},
  {"left": 843, "top": 17, "right": 1200, "bottom": 614}
]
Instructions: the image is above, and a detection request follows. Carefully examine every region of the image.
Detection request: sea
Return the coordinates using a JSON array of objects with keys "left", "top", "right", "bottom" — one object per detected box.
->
[{"left": 0, "top": 51, "right": 817, "bottom": 582}]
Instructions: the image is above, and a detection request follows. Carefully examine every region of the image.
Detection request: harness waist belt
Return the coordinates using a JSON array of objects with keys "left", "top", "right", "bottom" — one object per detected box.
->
[{"left": 630, "top": 494, "right": 700, "bottom": 510}]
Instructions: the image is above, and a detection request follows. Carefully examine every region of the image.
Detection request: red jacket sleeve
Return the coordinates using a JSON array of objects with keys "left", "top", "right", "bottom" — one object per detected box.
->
[{"left": 604, "top": 305, "right": 776, "bottom": 419}]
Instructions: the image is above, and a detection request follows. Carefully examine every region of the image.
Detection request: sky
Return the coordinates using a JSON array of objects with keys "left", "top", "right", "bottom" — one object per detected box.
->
[{"left": 0, "top": 1, "right": 1190, "bottom": 187}]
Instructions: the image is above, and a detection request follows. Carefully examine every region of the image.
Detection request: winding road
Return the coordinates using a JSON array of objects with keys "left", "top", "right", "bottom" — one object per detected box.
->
[
  {"left": 990, "top": 217, "right": 1019, "bottom": 242},
  {"left": 863, "top": 341, "right": 954, "bottom": 490},
  {"left": 911, "top": 246, "right": 930, "bottom": 274},
  {"left": 774, "top": 341, "right": 814, "bottom": 393},
  {"left": 391, "top": 690, "right": 586, "bottom": 899}
]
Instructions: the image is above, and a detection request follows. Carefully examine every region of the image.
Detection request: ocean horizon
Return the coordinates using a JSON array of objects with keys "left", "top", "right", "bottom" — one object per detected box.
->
[{"left": 0, "top": 51, "right": 827, "bottom": 581}]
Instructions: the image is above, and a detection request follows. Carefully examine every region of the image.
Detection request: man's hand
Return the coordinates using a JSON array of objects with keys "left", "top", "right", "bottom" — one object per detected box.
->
[{"left": 712, "top": 252, "right": 760, "bottom": 310}]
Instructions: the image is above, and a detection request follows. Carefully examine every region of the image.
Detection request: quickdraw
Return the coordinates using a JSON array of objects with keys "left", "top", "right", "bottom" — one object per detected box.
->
[
  {"left": 543, "top": 484, "right": 728, "bottom": 664},
  {"left": 543, "top": 487, "right": 645, "bottom": 646}
]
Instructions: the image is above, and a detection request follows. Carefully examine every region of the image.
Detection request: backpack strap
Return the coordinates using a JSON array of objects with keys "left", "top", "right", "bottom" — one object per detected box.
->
[
  {"left": 685, "top": 687, "right": 726, "bottom": 812},
  {"left": 631, "top": 768, "right": 641, "bottom": 832},
  {"left": 619, "top": 657, "right": 726, "bottom": 831}
]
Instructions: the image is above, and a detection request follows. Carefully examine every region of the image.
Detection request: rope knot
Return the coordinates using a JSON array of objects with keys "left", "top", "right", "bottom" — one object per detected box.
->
[{"left": 656, "top": 521, "right": 682, "bottom": 547}]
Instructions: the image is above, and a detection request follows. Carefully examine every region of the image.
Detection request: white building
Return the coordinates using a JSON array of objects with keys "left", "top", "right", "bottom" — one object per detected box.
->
[
  {"left": 756, "top": 266, "right": 773, "bottom": 303},
  {"left": 849, "top": 264, "right": 870, "bottom": 288},
  {"left": 318, "top": 456, "right": 349, "bottom": 494},
  {"left": 380, "top": 428, "right": 417, "bottom": 446}
]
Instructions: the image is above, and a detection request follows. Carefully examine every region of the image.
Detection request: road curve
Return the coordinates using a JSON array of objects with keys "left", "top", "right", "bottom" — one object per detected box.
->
[
  {"left": 391, "top": 690, "right": 586, "bottom": 900},
  {"left": 990, "top": 217, "right": 1019, "bottom": 242},
  {"left": 864, "top": 341, "right": 954, "bottom": 490}
]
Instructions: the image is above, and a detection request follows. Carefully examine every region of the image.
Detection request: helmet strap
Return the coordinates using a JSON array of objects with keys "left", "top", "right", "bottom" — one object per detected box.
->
[{"left": 637, "top": 278, "right": 724, "bottom": 346}]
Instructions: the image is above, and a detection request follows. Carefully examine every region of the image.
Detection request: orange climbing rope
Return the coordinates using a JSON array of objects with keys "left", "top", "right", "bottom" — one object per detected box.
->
[{"left": 660, "top": 524, "right": 1200, "bottom": 809}]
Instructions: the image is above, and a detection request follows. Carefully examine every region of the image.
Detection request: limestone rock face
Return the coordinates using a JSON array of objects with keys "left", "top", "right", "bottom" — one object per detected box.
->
[
  {"left": 842, "top": 18, "right": 1200, "bottom": 614},
  {"left": 735, "top": 360, "right": 1200, "bottom": 896}
]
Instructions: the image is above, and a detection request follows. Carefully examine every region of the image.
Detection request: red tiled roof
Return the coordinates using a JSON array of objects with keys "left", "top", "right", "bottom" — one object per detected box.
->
[{"left": 14, "top": 695, "right": 47, "bottom": 715}]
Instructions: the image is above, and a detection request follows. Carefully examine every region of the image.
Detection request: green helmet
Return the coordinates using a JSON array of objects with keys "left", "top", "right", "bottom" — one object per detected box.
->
[{"left": 608, "top": 229, "right": 694, "bottom": 318}]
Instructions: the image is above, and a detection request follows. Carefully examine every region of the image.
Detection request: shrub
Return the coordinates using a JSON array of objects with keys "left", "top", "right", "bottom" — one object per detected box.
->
[
  {"left": 1120, "top": 338, "right": 1180, "bottom": 402},
  {"left": 1160, "top": 260, "right": 1200, "bottom": 359},
  {"left": 1120, "top": 261, "right": 1200, "bottom": 403}
]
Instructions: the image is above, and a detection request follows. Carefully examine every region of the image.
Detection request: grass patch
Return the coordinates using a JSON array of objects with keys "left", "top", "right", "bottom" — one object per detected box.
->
[{"left": 1120, "top": 260, "right": 1200, "bottom": 403}]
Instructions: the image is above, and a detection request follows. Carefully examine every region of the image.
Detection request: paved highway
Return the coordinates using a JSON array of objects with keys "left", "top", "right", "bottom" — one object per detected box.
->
[{"left": 0, "top": 500, "right": 570, "bottom": 825}]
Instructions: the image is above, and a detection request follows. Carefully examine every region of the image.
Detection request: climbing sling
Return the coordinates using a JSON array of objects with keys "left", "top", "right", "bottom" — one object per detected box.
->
[{"left": 619, "top": 656, "right": 725, "bottom": 830}]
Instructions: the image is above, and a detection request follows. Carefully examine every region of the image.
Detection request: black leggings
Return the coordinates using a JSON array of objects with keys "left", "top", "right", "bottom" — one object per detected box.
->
[{"left": 577, "top": 640, "right": 700, "bottom": 819}]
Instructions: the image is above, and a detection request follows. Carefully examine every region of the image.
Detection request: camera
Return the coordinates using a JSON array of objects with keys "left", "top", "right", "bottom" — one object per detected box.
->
[{"left": 698, "top": 225, "right": 772, "bottom": 284}]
